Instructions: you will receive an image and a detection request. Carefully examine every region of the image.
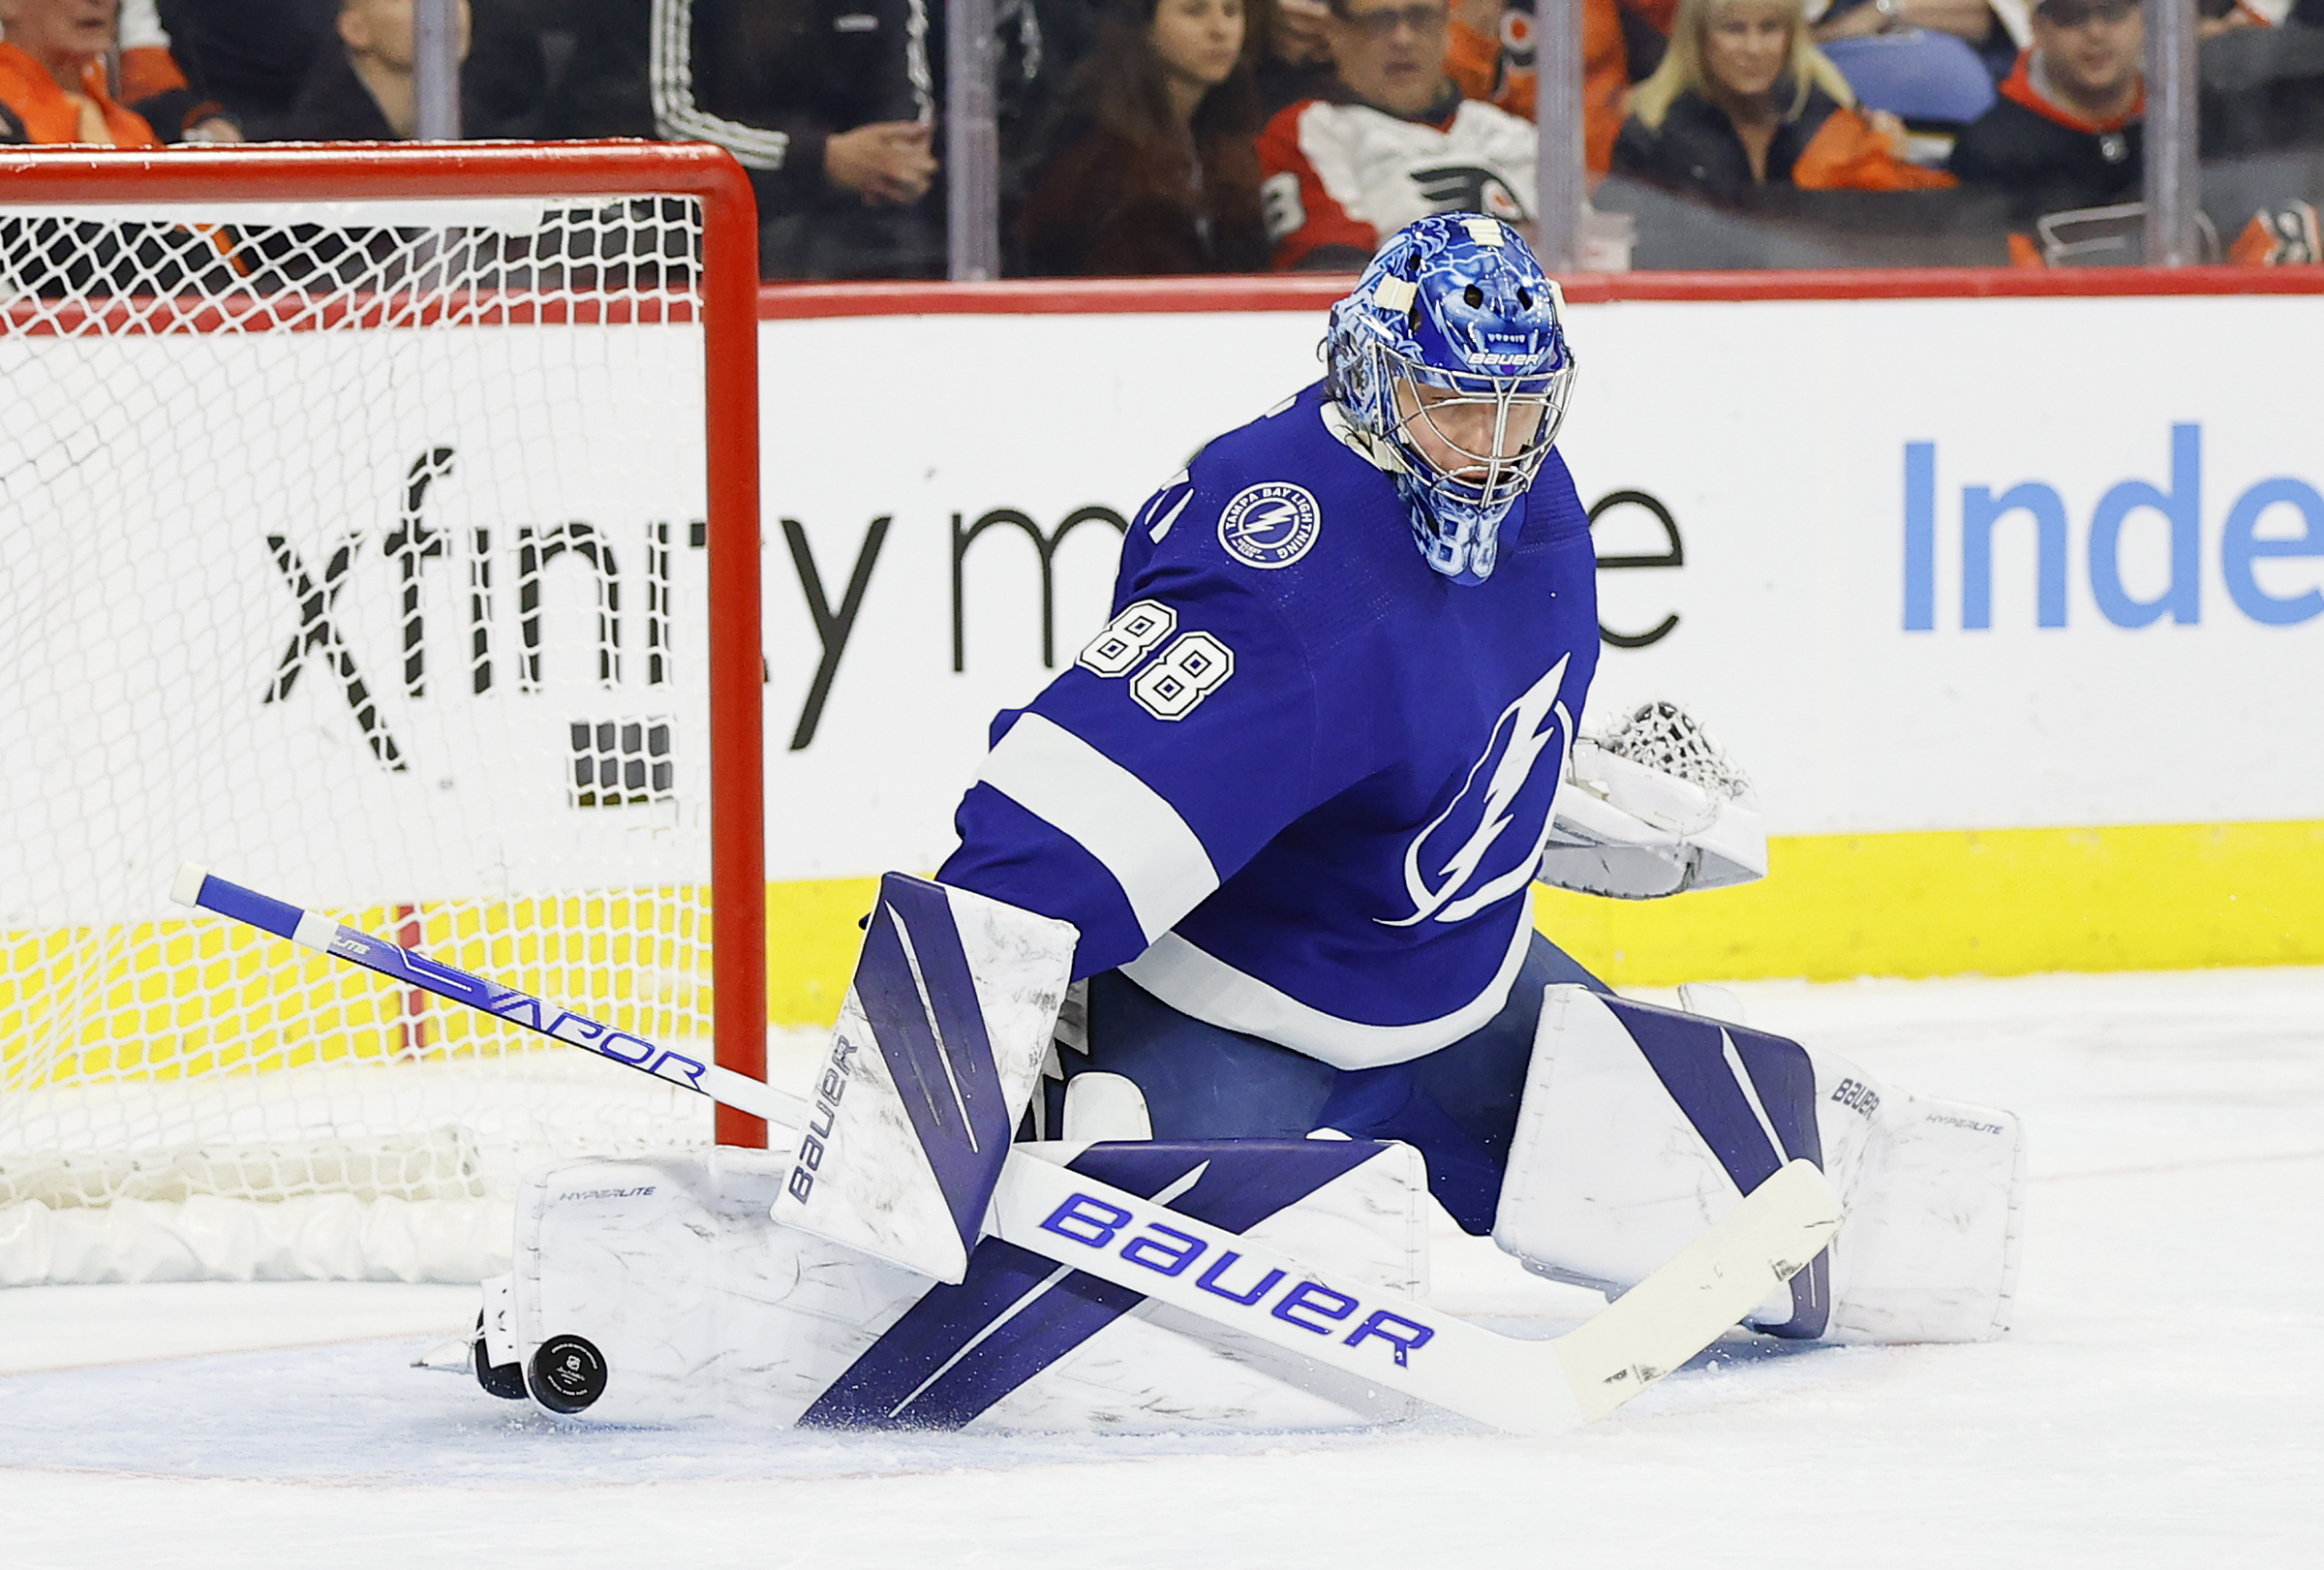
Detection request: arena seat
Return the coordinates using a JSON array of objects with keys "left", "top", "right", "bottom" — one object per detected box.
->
[{"left": 1821, "top": 28, "right": 1999, "bottom": 126}]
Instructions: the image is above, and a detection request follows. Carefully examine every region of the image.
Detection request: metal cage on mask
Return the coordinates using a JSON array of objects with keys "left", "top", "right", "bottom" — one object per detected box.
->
[{"left": 1327, "top": 215, "right": 1577, "bottom": 585}]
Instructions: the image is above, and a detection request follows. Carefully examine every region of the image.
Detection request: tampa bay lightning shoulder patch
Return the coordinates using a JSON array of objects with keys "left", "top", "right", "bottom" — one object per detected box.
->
[{"left": 1216, "top": 482, "right": 1321, "bottom": 570}]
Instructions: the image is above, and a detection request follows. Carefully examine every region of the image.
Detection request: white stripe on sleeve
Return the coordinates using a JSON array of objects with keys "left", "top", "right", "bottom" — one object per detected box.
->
[
  {"left": 977, "top": 714, "right": 1218, "bottom": 945},
  {"left": 650, "top": 0, "right": 794, "bottom": 169}
]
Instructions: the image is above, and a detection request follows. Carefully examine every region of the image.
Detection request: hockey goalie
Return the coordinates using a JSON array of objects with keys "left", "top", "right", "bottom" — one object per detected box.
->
[{"left": 474, "top": 215, "right": 2024, "bottom": 1431}]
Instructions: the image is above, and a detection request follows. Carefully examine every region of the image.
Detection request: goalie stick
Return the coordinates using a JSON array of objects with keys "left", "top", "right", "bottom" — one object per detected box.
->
[
  {"left": 170, "top": 862, "right": 1843, "bottom": 1434},
  {"left": 168, "top": 863, "right": 792, "bottom": 1126}
]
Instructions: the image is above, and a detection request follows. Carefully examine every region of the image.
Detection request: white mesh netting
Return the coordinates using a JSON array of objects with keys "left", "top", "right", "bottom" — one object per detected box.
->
[
  {"left": 1591, "top": 699, "right": 1752, "bottom": 799},
  {"left": 0, "top": 190, "right": 730, "bottom": 1280}
]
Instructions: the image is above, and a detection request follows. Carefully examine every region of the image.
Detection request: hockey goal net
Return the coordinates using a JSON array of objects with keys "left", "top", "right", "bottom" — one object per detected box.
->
[{"left": 0, "top": 145, "right": 766, "bottom": 1284}]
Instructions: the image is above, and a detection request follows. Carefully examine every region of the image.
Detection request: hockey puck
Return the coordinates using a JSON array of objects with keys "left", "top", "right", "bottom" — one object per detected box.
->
[{"left": 529, "top": 1335, "right": 608, "bottom": 1414}]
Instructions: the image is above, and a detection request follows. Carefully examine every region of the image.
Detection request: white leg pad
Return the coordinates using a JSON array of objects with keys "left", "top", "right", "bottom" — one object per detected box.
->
[
  {"left": 506, "top": 1137, "right": 1431, "bottom": 1430},
  {"left": 1493, "top": 986, "right": 2025, "bottom": 1344},
  {"left": 769, "top": 874, "right": 1076, "bottom": 1286},
  {"left": 1819, "top": 1077, "right": 2027, "bottom": 1343}
]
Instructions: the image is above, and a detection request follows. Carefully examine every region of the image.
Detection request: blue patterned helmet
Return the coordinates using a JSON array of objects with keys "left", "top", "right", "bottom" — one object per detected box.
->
[{"left": 1325, "top": 214, "right": 1577, "bottom": 584}]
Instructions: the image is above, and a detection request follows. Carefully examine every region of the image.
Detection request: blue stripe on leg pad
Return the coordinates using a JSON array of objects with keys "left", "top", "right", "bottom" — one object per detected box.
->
[
  {"left": 1610, "top": 998, "right": 1830, "bottom": 1339},
  {"left": 851, "top": 873, "right": 1017, "bottom": 1257}
]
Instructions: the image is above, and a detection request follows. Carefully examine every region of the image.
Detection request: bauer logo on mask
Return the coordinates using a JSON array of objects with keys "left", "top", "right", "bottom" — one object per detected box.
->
[{"left": 1217, "top": 482, "right": 1322, "bottom": 569}]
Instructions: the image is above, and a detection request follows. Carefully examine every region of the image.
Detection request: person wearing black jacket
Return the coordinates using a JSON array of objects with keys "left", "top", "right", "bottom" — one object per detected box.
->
[
  {"left": 155, "top": 0, "right": 338, "bottom": 137},
  {"left": 649, "top": 0, "right": 1043, "bottom": 279},
  {"left": 1948, "top": 0, "right": 2144, "bottom": 219},
  {"left": 2202, "top": 0, "right": 2324, "bottom": 156},
  {"left": 162, "top": 0, "right": 545, "bottom": 139},
  {"left": 1611, "top": 0, "right": 1949, "bottom": 202},
  {"left": 1615, "top": 78, "right": 1867, "bottom": 199},
  {"left": 281, "top": 0, "right": 470, "bottom": 139}
]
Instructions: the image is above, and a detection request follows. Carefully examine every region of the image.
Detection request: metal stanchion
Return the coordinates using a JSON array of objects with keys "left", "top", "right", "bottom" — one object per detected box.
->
[
  {"left": 414, "top": 0, "right": 463, "bottom": 141},
  {"left": 1534, "top": 0, "right": 1588, "bottom": 268},
  {"left": 947, "top": 0, "right": 1001, "bottom": 281},
  {"left": 2144, "top": 0, "right": 2200, "bottom": 264}
]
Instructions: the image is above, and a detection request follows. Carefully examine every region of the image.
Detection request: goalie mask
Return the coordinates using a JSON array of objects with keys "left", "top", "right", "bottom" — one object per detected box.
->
[{"left": 1326, "top": 213, "right": 1577, "bottom": 585}]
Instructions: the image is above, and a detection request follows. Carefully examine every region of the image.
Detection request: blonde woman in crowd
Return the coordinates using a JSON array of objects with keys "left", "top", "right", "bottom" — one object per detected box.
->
[{"left": 1612, "top": 0, "right": 1954, "bottom": 199}]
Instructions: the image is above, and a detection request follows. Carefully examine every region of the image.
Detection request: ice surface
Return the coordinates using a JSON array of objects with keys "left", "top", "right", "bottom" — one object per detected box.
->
[{"left": 2, "top": 969, "right": 2318, "bottom": 1568}]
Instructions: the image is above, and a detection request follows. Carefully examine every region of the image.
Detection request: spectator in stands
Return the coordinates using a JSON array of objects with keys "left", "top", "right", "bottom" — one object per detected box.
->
[
  {"left": 1442, "top": 0, "right": 1679, "bottom": 174},
  {"left": 1947, "top": 0, "right": 2141, "bottom": 214},
  {"left": 2203, "top": 0, "right": 2324, "bottom": 155},
  {"left": 641, "top": 1, "right": 1051, "bottom": 278},
  {"left": 535, "top": 0, "right": 654, "bottom": 138},
  {"left": 465, "top": 0, "right": 558, "bottom": 136},
  {"left": 151, "top": 0, "right": 338, "bottom": 138},
  {"left": 164, "top": 0, "right": 543, "bottom": 141},
  {"left": 1258, "top": 0, "right": 1539, "bottom": 268},
  {"left": 281, "top": 0, "right": 468, "bottom": 139},
  {"left": 1612, "top": 0, "right": 1954, "bottom": 199},
  {"left": 0, "top": 0, "right": 162, "bottom": 144},
  {"left": 651, "top": 0, "right": 942, "bottom": 278},
  {"left": 1446, "top": 0, "right": 1510, "bottom": 104},
  {"left": 110, "top": 0, "right": 242, "bottom": 139},
  {"left": 1258, "top": 0, "right": 1338, "bottom": 109},
  {"left": 1018, "top": 0, "right": 1269, "bottom": 274}
]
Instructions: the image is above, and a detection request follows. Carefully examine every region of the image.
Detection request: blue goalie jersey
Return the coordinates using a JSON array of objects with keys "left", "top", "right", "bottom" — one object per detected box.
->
[{"left": 937, "top": 381, "right": 1600, "bottom": 1070}]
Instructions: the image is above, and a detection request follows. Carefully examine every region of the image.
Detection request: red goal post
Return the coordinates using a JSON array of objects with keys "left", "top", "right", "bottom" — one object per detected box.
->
[{"left": 0, "top": 140, "right": 770, "bottom": 1228}]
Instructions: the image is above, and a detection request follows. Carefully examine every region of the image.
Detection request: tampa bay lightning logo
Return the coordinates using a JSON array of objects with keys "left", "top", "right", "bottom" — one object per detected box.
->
[
  {"left": 1217, "top": 482, "right": 1322, "bottom": 570},
  {"left": 1383, "top": 655, "right": 1574, "bottom": 928}
]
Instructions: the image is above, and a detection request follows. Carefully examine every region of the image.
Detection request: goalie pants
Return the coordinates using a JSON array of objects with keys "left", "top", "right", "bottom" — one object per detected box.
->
[{"left": 1062, "top": 932, "right": 1610, "bottom": 1234}]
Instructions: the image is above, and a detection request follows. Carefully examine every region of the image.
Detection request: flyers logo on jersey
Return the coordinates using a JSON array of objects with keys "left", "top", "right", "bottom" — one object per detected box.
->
[
  {"left": 1218, "top": 483, "right": 1322, "bottom": 569},
  {"left": 1412, "top": 167, "right": 1529, "bottom": 225}
]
